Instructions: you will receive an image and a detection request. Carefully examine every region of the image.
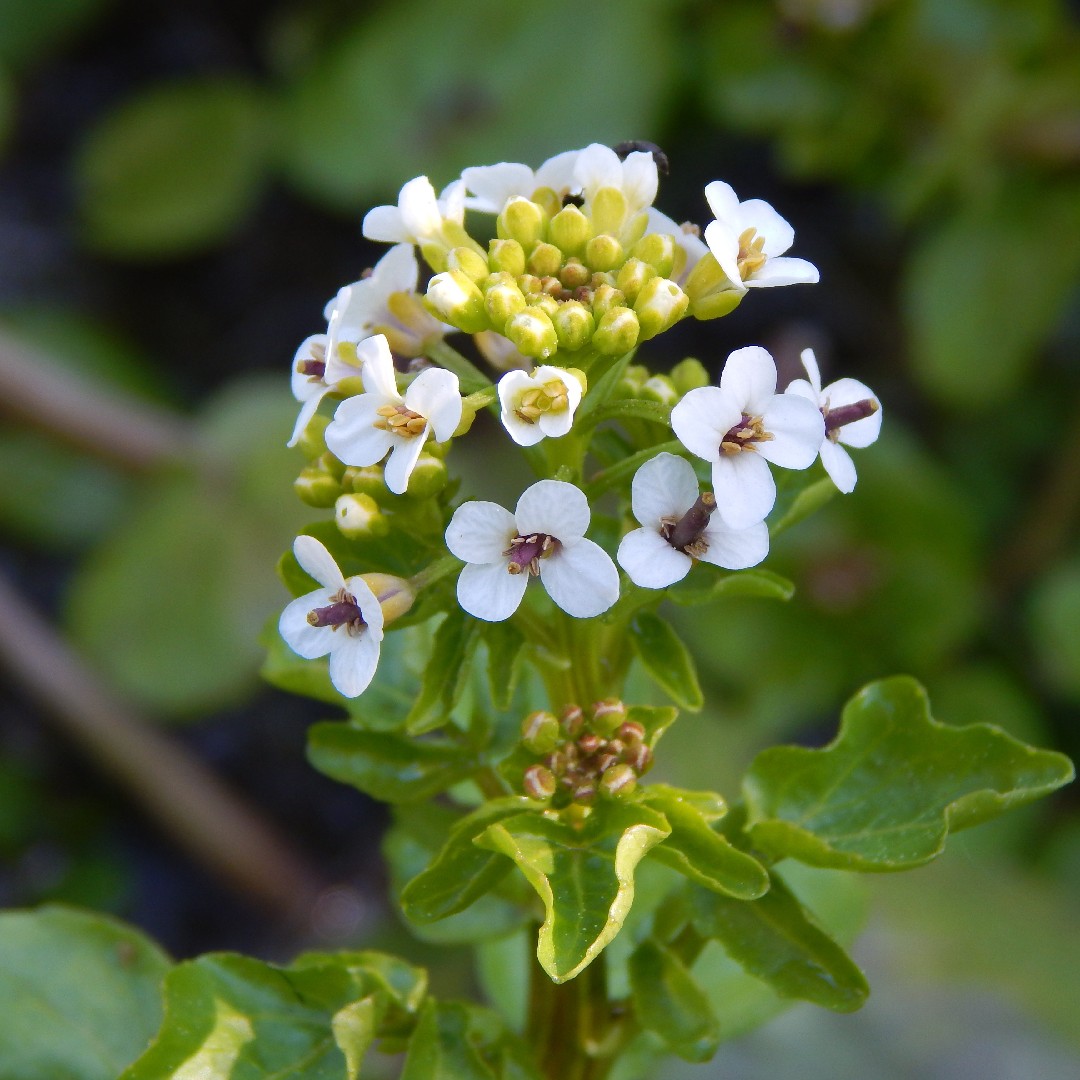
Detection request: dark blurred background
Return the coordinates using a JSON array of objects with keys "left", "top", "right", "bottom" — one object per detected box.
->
[{"left": 0, "top": 0, "right": 1078, "bottom": 1076}]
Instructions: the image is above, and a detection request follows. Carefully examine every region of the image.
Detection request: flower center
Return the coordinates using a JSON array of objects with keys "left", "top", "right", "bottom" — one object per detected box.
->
[
  {"left": 306, "top": 588, "right": 366, "bottom": 635},
  {"left": 513, "top": 379, "right": 570, "bottom": 424},
  {"left": 659, "top": 492, "right": 717, "bottom": 557},
  {"left": 737, "top": 227, "right": 767, "bottom": 280},
  {"left": 720, "top": 413, "right": 773, "bottom": 455},
  {"left": 823, "top": 397, "right": 879, "bottom": 443},
  {"left": 297, "top": 341, "right": 327, "bottom": 380},
  {"left": 504, "top": 532, "right": 560, "bottom": 576},
  {"left": 374, "top": 404, "right": 427, "bottom": 437}
]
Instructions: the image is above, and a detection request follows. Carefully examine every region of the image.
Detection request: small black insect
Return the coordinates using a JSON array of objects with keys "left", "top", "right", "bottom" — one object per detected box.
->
[
  {"left": 561, "top": 192, "right": 585, "bottom": 208},
  {"left": 612, "top": 140, "right": 670, "bottom": 175}
]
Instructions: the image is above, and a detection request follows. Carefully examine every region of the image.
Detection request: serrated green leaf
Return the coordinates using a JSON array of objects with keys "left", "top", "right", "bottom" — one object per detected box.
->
[
  {"left": 0, "top": 906, "right": 171, "bottom": 1080},
  {"left": 400, "top": 798, "right": 534, "bottom": 923},
  {"left": 743, "top": 676, "right": 1075, "bottom": 871},
  {"left": 628, "top": 939, "right": 719, "bottom": 1063},
  {"left": 482, "top": 620, "right": 527, "bottom": 711},
  {"left": 666, "top": 567, "right": 795, "bottom": 606},
  {"left": 406, "top": 608, "right": 482, "bottom": 734},
  {"left": 629, "top": 611, "right": 704, "bottom": 711},
  {"left": 643, "top": 786, "right": 769, "bottom": 900},
  {"left": 307, "top": 725, "right": 479, "bottom": 802},
  {"left": 476, "top": 803, "right": 670, "bottom": 983},
  {"left": 76, "top": 78, "right": 268, "bottom": 257},
  {"left": 690, "top": 874, "right": 869, "bottom": 1012}
]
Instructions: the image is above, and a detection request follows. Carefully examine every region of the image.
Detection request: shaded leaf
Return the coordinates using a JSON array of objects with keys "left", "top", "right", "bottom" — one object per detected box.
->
[
  {"left": 629, "top": 611, "right": 703, "bottom": 711},
  {"left": 406, "top": 608, "right": 482, "bottom": 734},
  {"left": 666, "top": 567, "right": 794, "bottom": 606},
  {"left": 743, "top": 676, "right": 1075, "bottom": 870},
  {"left": 482, "top": 620, "right": 527, "bottom": 711},
  {"left": 767, "top": 474, "right": 836, "bottom": 538}
]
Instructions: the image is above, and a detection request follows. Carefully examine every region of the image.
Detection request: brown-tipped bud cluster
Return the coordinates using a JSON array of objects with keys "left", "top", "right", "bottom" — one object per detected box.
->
[{"left": 518, "top": 699, "right": 653, "bottom": 806}]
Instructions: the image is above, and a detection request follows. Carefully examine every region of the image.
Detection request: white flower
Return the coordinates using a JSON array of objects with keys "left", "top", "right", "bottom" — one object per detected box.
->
[
  {"left": 702, "top": 181, "right": 819, "bottom": 292},
  {"left": 324, "top": 335, "right": 462, "bottom": 495},
  {"left": 670, "top": 346, "right": 825, "bottom": 529},
  {"left": 445, "top": 480, "right": 620, "bottom": 622},
  {"left": 785, "top": 348, "right": 882, "bottom": 494},
  {"left": 645, "top": 207, "right": 709, "bottom": 284},
  {"left": 461, "top": 150, "right": 582, "bottom": 214},
  {"left": 574, "top": 143, "right": 658, "bottom": 217},
  {"left": 362, "top": 176, "right": 467, "bottom": 246},
  {"left": 617, "top": 453, "right": 769, "bottom": 589},
  {"left": 289, "top": 334, "right": 338, "bottom": 446},
  {"left": 497, "top": 366, "right": 583, "bottom": 447},
  {"left": 278, "top": 536, "right": 384, "bottom": 698}
]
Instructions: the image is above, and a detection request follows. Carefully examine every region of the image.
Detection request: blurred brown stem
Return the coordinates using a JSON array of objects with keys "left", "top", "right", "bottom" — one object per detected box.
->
[{"left": 0, "top": 571, "right": 325, "bottom": 923}]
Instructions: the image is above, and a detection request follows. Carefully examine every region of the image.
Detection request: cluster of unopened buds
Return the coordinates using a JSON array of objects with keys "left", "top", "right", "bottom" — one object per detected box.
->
[{"left": 519, "top": 701, "right": 652, "bottom": 807}]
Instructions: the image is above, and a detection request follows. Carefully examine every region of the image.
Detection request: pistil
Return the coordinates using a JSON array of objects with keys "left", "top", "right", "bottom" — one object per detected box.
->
[
  {"left": 307, "top": 588, "right": 366, "bottom": 634},
  {"left": 824, "top": 398, "right": 879, "bottom": 440},
  {"left": 505, "top": 533, "right": 558, "bottom": 575},
  {"left": 662, "top": 492, "right": 717, "bottom": 556}
]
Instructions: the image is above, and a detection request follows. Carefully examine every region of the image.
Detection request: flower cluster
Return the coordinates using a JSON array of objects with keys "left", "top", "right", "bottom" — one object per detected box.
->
[{"left": 278, "top": 141, "right": 881, "bottom": 705}]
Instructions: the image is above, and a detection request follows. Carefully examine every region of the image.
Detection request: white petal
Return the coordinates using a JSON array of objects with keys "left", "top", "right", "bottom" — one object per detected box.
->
[
  {"left": 617, "top": 528, "right": 692, "bottom": 589},
  {"left": 383, "top": 430, "right": 429, "bottom": 495},
  {"left": 820, "top": 440, "right": 858, "bottom": 493},
  {"left": 784, "top": 378, "right": 820, "bottom": 408},
  {"left": 438, "top": 178, "right": 467, "bottom": 224},
  {"left": 279, "top": 590, "right": 336, "bottom": 659},
  {"left": 515, "top": 480, "right": 590, "bottom": 542},
  {"left": 799, "top": 348, "right": 822, "bottom": 394},
  {"left": 445, "top": 501, "right": 518, "bottom": 563},
  {"left": 703, "top": 180, "right": 741, "bottom": 225},
  {"left": 501, "top": 407, "right": 546, "bottom": 446},
  {"left": 291, "top": 335, "right": 328, "bottom": 402},
  {"left": 758, "top": 394, "right": 826, "bottom": 469},
  {"left": 575, "top": 143, "right": 622, "bottom": 191},
  {"left": 358, "top": 335, "right": 399, "bottom": 399},
  {"left": 398, "top": 176, "right": 443, "bottom": 239},
  {"left": 534, "top": 149, "right": 581, "bottom": 193},
  {"left": 746, "top": 257, "right": 819, "bottom": 288},
  {"left": 325, "top": 396, "right": 395, "bottom": 467},
  {"left": 737, "top": 198, "right": 795, "bottom": 256},
  {"left": 404, "top": 368, "right": 462, "bottom": 442},
  {"left": 712, "top": 453, "right": 775, "bottom": 529},
  {"left": 702, "top": 220, "right": 743, "bottom": 289},
  {"left": 822, "top": 378, "right": 882, "bottom": 448},
  {"left": 630, "top": 452, "right": 698, "bottom": 526},
  {"left": 457, "top": 561, "right": 528, "bottom": 622},
  {"left": 536, "top": 407, "right": 574, "bottom": 440},
  {"left": 288, "top": 388, "right": 328, "bottom": 447},
  {"left": 362, "top": 205, "right": 407, "bottom": 243},
  {"left": 621, "top": 151, "right": 659, "bottom": 212},
  {"left": 462, "top": 162, "right": 535, "bottom": 212},
  {"left": 670, "top": 387, "right": 737, "bottom": 463},
  {"left": 540, "top": 539, "right": 620, "bottom": 618},
  {"left": 698, "top": 519, "right": 770, "bottom": 571},
  {"left": 346, "top": 575, "right": 385, "bottom": 638},
  {"left": 719, "top": 346, "right": 777, "bottom": 413},
  {"left": 293, "top": 536, "right": 345, "bottom": 590},
  {"left": 328, "top": 631, "right": 381, "bottom": 698}
]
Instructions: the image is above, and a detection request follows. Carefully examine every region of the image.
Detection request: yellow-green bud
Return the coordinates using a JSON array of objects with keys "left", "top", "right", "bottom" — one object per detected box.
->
[
  {"left": 529, "top": 186, "right": 562, "bottom": 219},
  {"left": 615, "top": 258, "right": 657, "bottom": 305},
  {"left": 622, "top": 212, "right": 649, "bottom": 249},
  {"left": 590, "top": 186, "right": 628, "bottom": 236},
  {"left": 548, "top": 205, "right": 590, "bottom": 257},
  {"left": 523, "top": 764, "right": 557, "bottom": 801},
  {"left": 294, "top": 464, "right": 341, "bottom": 508},
  {"left": 683, "top": 251, "right": 731, "bottom": 302},
  {"left": 614, "top": 363, "right": 649, "bottom": 399},
  {"left": 640, "top": 374, "right": 678, "bottom": 406},
  {"left": 447, "top": 246, "right": 489, "bottom": 283},
  {"left": 497, "top": 197, "right": 546, "bottom": 251},
  {"left": 670, "top": 357, "right": 711, "bottom": 394},
  {"left": 634, "top": 276, "right": 689, "bottom": 340},
  {"left": 559, "top": 259, "right": 590, "bottom": 290},
  {"left": 590, "top": 698, "right": 627, "bottom": 737},
  {"left": 504, "top": 306, "right": 559, "bottom": 360},
  {"left": 425, "top": 269, "right": 488, "bottom": 333},
  {"left": 318, "top": 451, "right": 346, "bottom": 481},
  {"left": 295, "top": 413, "right": 330, "bottom": 460},
  {"left": 527, "top": 242, "right": 563, "bottom": 278},
  {"left": 600, "top": 763, "right": 638, "bottom": 799},
  {"left": 419, "top": 241, "right": 449, "bottom": 274},
  {"left": 591, "top": 283, "right": 626, "bottom": 320},
  {"left": 631, "top": 232, "right": 677, "bottom": 278},
  {"left": 552, "top": 301, "right": 595, "bottom": 351},
  {"left": 592, "top": 306, "right": 640, "bottom": 355},
  {"left": 361, "top": 573, "right": 415, "bottom": 626},
  {"left": 334, "top": 493, "right": 389, "bottom": 539},
  {"left": 488, "top": 238, "right": 526, "bottom": 277},
  {"left": 484, "top": 280, "right": 527, "bottom": 328},
  {"left": 585, "top": 233, "right": 624, "bottom": 274},
  {"left": 529, "top": 294, "right": 559, "bottom": 320},
  {"left": 344, "top": 464, "right": 390, "bottom": 500},
  {"left": 405, "top": 452, "right": 448, "bottom": 497},
  {"left": 522, "top": 710, "right": 561, "bottom": 754},
  {"left": 689, "top": 289, "right": 744, "bottom": 321}
]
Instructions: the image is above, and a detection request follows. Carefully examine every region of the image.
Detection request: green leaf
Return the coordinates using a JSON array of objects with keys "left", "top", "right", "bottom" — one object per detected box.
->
[
  {"left": 406, "top": 608, "right": 482, "bottom": 734},
  {"left": 642, "top": 786, "right": 769, "bottom": 900},
  {"left": 0, "top": 0, "right": 110, "bottom": 67},
  {"left": 583, "top": 439, "right": 683, "bottom": 499},
  {"left": 1028, "top": 557, "right": 1080, "bottom": 704},
  {"left": 400, "top": 798, "right": 534, "bottom": 923},
  {"left": 629, "top": 611, "right": 704, "bottom": 711},
  {"left": 628, "top": 939, "right": 719, "bottom": 1063},
  {"left": 77, "top": 78, "right": 267, "bottom": 257},
  {"left": 307, "top": 725, "right": 480, "bottom": 803},
  {"left": 690, "top": 873, "right": 869, "bottom": 1012},
  {"left": 666, "top": 567, "right": 795, "bottom": 606},
  {"left": 588, "top": 397, "right": 673, "bottom": 428},
  {"left": 476, "top": 803, "right": 670, "bottom": 983},
  {"left": 0, "top": 906, "right": 171, "bottom": 1080},
  {"left": 743, "top": 676, "right": 1075, "bottom": 871},
  {"left": 767, "top": 474, "right": 836, "bottom": 538},
  {"left": 482, "top": 620, "right": 527, "bottom": 712}
]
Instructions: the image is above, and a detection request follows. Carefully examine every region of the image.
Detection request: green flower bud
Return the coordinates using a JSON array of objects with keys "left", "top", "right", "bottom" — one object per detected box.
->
[
  {"left": 504, "top": 306, "right": 559, "bottom": 360},
  {"left": 522, "top": 710, "right": 561, "bottom": 754},
  {"left": 405, "top": 453, "right": 449, "bottom": 497},
  {"left": 559, "top": 258, "right": 591, "bottom": 290},
  {"left": 600, "top": 763, "right": 638, "bottom": 799},
  {"left": 622, "top": 212, "right": 649, "bottom": 249},
  {"left": 683, "top": 251, "right": 730, "bottom": 303},
  {"left": 529, "top": 186, "right": 562, "bottom": 219},
  {"left": 294, "top": 464, "right": 341, "bottom": 508},
  {"left": 318, "top": 451, "right": 346, "bottom": 481},
  {"left": 523, "top": 764, "right": 557, "bottom": 801},
  {"left": 552, "top": 301, "right": 595, "bottom": 351},
  {"left": 527, "top": 242, "right": 563, "bottom": 279},
  {"left": 419, "top": 241, "right": 449, "bottom": 273},
  {"left": 689, "top": 289, "right": 744, "bottom": 321},
  {"left": 585, "top": 233, "right": 624, "bottom": 274},
  {"left": 548, "top": 204, "right": 590, "bottom": 257},
  {"left": 670, "top": 357, "right": 711, "bottom": 394},
  {"left": 615, "top": 258, "right": 656, "bottom": 305},
  {"left": 485, "top": 280, "right": 527, "bottom": 328},
  {"left": 360, "top": 572, "right": 416, "bottom": 626},
  {"left": 631, "top": 231, "right": 676, "bottom": 277},
  {"left": 590, "top": 186, "right": 628, "bottom": 236},
  {"left": 590, "top": 283, "right": 626, "bottom": 321},
  {"left": 634, "top": 276, "right": 689, "bottom": 340},
  {"left": 425, "top": 269, "right": 488, "bottom": 333},
  {"left": 334, "top": 493, "right": 390, "bottom": 539},
  {"left": 530, "top": 294, "right": 560, "bottom": 320},
  {"left": 497, "top": 197, "right": 546, "bottom": 251},
  {"left": 614, "top": 363, "right": 650, "bottom": 400},
  {"left": 295, "top": 413, "right": 331, "bottom": 460},
  {"left": 560, "top": 704, "right": 584, "bottom": 738},
  {"left": 344, "top": 464, "right": 390, "bottom": 500},
  {"left": 640, "top": 374, "right": 678, "bottom": 406},
  {"left": 447, "top": 246, "right": 490, "bottom": 283},
  {"left": 488, "top": 238, "right": 526, "bottom": 277},
  {"left": 590, "top": 698, "right": 627, "bottom": 737},
  {"left": 592, "top": 306, "right": 640, "bottom": 355}
]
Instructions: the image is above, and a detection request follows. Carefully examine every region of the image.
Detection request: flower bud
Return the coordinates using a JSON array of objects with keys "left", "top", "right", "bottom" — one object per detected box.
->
[
  {"left": 640, "top": 375, "right": 678, "bottom": 406},
  {"left": 447, "top": 245, "right": 489, "bottom": 283},
  {"left": 577, "top": 732, "right": 603, "bottom": 755},
  {"left": 614, "top": 364, "right": 649, "bottom": 399},
  {"left": 335, "top": 493, "right": 390, "bottom": 539},
  {"left": 590, "top": 283, "right": 626, "bottom": 320},
  {"left": 294, "top": 464, "right": 341, "bottom": 508},
  {"left": 488, "top": 238, "right": 526, "bottom": 277},
  {"left": 361, "top": 572, "right": 416, "bottom": 625},
  {"left": 295, "top": 413, "right": 331, "bottom": 460},
  {"left": 592, "top": 306, "right": 640, "bottom": 355},
  {"left": 552, "top": 301, "right": 595, "bottom": 351},
  {"left": 625, "top": 741, "right": 653, "bottom": 774},
  {"left": 548, "top": 205, "right": 590, "bottom": 257},
  {"left": 670, "top": 357, "right": 711, "bottom": 394},
  {"left": 618, "top": 720, "right": 646, "bottom": 744},
  {"left": 635, "top": 277, "right": 689, "bottom": 340},
  {"left": 382, "top": 292, "right": 447, "bottom": 357},
  {"left": 418, "top": 241, "right": 450, "bottom": 274},
  {"left": 425, "top": 270, "right": 488, "bottom": 333},
  {"left": 497, "top": 197, "right": 546, "bottom": 251},
  {"left": 689, "top": 289, "right": 744, "bottom": 321},
  {"left": 683, "top": 251, "right": 730, "bottom": 302},
  {"left": 505, "top": 306, "right": 559, "bottom": 360},
  {"left": 560, "top": 704, "right": 584, "bottom": 738},
  {"left": 591, "top": 698, "right": 627, "bottom": 737},
  {"left": 318, "top": 451, "right": 346, "bottom": 481},
  {"left": 600, "top": 763, "right": 638, "bottom": 799},
  {"left": 589, "top": 186, "right": 628, "bottom": 236},
  {"left": 523, "top": 764, "right": 557, "bottom": 801},
  {"left": 559, "top": 258, "right": 591, "bottom": 290},
  {"left": 344, "top": 464, "right": 390, "bottom": 500},
  {"left": 527, "top": 242, "right": 563, "bottom": 279},
  {"left": 405, "top": 453, "right": 448, "bottom": 497},
  {"left": 631, "top": 232, "right": 677, "bottom": 278},
  {"left": 522, "top": 710, "right": 561, "bottom": 754},
  {"left": 585, "top": 233, "right": 624, "bottom": 274},
  {"left": 616, "top": 258, "right": 657, "bottom": 305},
  {"left": 474, "top": 330, "right": 531, "bottom": 372},
  {"left": 529, "top": 186, "right": 562, "bottom": 219},
  {"left": 484, "top": 280, "right": 527, "bottom": 328}
]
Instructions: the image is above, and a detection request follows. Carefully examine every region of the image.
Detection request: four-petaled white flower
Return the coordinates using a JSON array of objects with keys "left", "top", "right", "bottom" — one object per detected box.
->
[
  {"left": 362, "top": 175, "right": 467, "bottom": 246},
  {"left": 670, "top": 346, "right": 825, "bottom": 530},
  {"left": 445, "top": 480, "right": 620, "bottom": 622},
  {"left": 574, "top": 143, "right": 658, "bottom": 217},
  {"left": 325, "top": 335, "right": 462, "bottom": 495},
  {"left": 278, "top": 536, "right": 384, "bottom": 698},
  {"left": 617, "top": 453, "right": 769, "bottom": 589},
  {"left": 461, "top": 150, "right": 582, "bottom": 214},
  {"left": 785, "top": 348, "right": 882, "bottom": 494},
  {"left": 497, "top": 366, "right": 583, "bottom": 447},
  {"left": 703, "top": 181, "right": 819, "bottom": 293}
]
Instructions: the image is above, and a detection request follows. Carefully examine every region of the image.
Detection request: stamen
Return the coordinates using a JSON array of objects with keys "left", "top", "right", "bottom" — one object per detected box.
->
[
  {"left": 306, "top": 588, "right": 366, "bottom": 634},
  {"left": 504, "top": 532, "right": 559, "bottom": 575},
  {"left": 373, "top": 403, "right": 427, "bottom": 436},
  {"left": 737, "top": 227, "right": 768, "bottom": 280},
  {"left": 719, "top": 413, "right": 772, "bottom": 455}
]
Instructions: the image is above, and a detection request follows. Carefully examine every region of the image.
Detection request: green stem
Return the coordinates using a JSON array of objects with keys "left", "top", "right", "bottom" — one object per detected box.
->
[
  {"left": 583, "top": 439, "right": 684, "bottom": 499},
  {"left": 425, "top": 338, "right": 493, "bottom": 394},
  {"left": 409, "top": 554, "right": 461, "bottom": 592}
]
